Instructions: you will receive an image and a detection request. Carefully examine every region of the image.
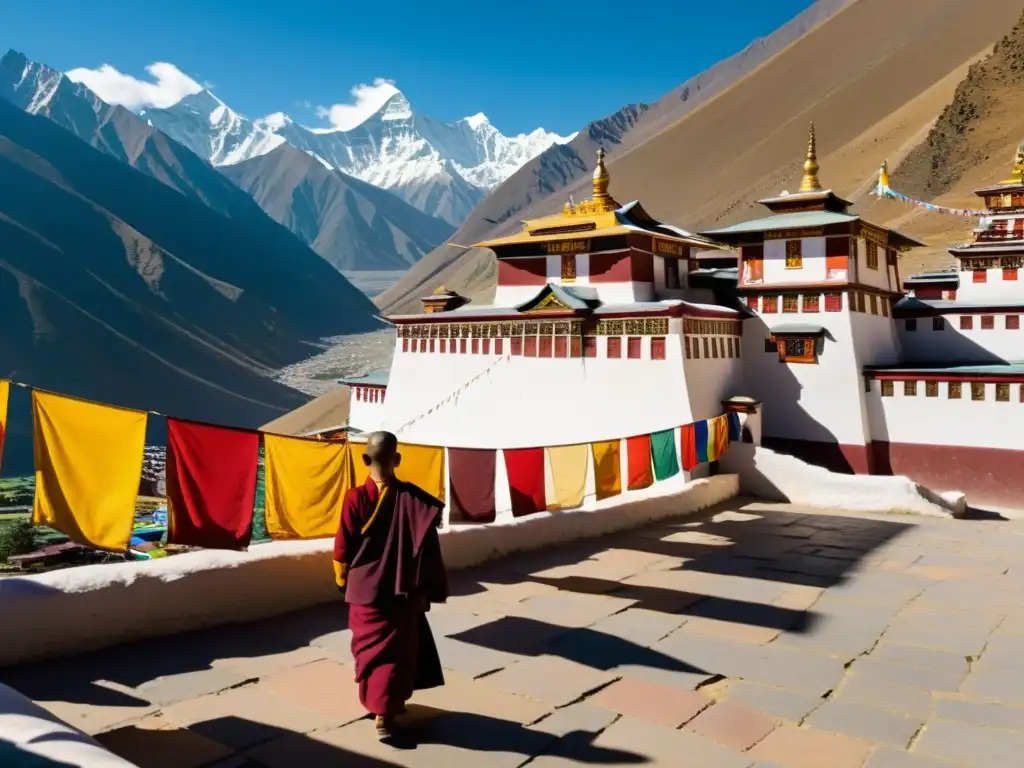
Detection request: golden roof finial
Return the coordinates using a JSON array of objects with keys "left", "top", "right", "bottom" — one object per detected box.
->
[
  {"left": 799, "top": 122, "right": 821, "bottom": 193},
  {"left": 879, "top": 159, "right": 890, "bottom": 190},
  {"left": 592, "top": 147, "right": 611, "bottom": 204},
  {"left": 432, "top": 284, "right": 448, "bottom": 295},
  {"left": 1001, "top": 144, "right": 1024, "bottom": 184}
]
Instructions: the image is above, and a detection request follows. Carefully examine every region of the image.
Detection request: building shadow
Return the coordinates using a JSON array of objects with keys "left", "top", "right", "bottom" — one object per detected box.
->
[{"left": 0, "top": 737, "right": 77, "bottom": 768}]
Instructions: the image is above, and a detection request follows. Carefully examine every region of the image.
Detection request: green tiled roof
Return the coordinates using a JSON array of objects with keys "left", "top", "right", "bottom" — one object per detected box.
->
[{"left": 702, "top": 211, "right": 858, "bottom": 235}]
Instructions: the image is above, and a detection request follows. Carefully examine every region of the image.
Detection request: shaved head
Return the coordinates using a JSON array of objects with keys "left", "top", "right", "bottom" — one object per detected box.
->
[{"left": 362, "top": 431, "right": 400, "bottom": 477}]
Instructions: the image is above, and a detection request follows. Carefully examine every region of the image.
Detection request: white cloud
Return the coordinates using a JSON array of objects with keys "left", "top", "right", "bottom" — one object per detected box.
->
[
  {"left": 65, "top": 62, "right": 203, "bottom": 110},
  {"left": 316, "top": 78, "right": 399, "bottom": 130}
]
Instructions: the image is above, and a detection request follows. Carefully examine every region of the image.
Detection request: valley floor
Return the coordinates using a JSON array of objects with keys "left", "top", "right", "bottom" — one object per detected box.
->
[
  {"left": 274, "top": 329, "right": 396, "bottom": 397},
  {"left": 6, "top": 499, "right": 1024, "bottom": 767}
]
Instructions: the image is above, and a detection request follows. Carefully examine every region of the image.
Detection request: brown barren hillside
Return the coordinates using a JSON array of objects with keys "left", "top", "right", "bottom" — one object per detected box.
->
[{"left": 381, "top": 0, "right": 1023, "bottom": 313}]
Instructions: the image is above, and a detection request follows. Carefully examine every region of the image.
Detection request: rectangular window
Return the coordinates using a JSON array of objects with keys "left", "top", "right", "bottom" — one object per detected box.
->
[
  {"left": 460, "top": 338, "right": 467, "bottom": 354},
  {"left": 402, "top": 338, "right": 409, "bottom": 352},
  {"left": 825, "top": 237, "right": 849, "bottom": 279},
  {"left": 881, "top": 380, "right": 894, "bottom": 397},
  {"left": 933, "top": 317, "right": 946, "bottom": 331},
  {"left": 583, "top": 336, "right": 597, "bottom": 358},
  {"left": 972, "top": 382, "right": 985, "bottom": 401},
  {"left": 905, "top": 319, "right": 917, "bottom": 332},
  {"left": 429, "top": 339, "right": 436, "bottom": 353},
  {"left": 607, "top": 337, "right": 622, "bottom": 359},
  {"left": 825, "top": 292, "right": 842, "bottom": 312},
  {"left": 803, "top": 294, "right": 820, "bottom": 313},
  {"left": 997, "top": 383, "right": 1010, "bottom": 402},
  {"left": 904, "top": 380, "right": 917, "bottom": 396},
  {"left": 511, "top": 337, "right": 523, "bottom": 356},
  {"left": 703, "top": 337, "right": 710, "bottom": 357},
  {"left": 779, "top": 337, "right": 816, "bottom": 364},
  {"left": 785, "top": 239, "right": 803, "bottom": 269},
  {"left": 651, "top": 337, "right": 666, "bottom": 360},
  {"left": 569, "top": 336, "right": 581, "bottom": 358},
  {"left": 856, "top": 292, "right": 866, "bottom": 313},
  {"left": 949, "top": 381, "right": 961, "bottom": 399},
  {"left": 684, "top": 337, "right": 691, "bottom": 358},
  {"left": 470, "top": 338, "right": 478, "bottom": 354},
  {"left": 1008, "top": 315, "right": 1020, "bottom": 330},
  {"left": 554, "top": 336, "right": 567, "bottom": 358},
  {"left": 482, "top": 338, "right": 491, "bottom": 355},
  {"left": 764, "top": 337, "right": 776, "bottom": 353},
  {"left": 867, "top": 244, "right": 879, "bottom": 270},
  {"left": 960, "top": 316, "right": 973, "bottom": 330},
  {"left": 1005, "top": 267, "right": 1019, "bottom": 281},
  {"left": 973, "top": 270, "right": 987, "bottom": 283},
  {"left": 627, "top": 337, "right": 642, "bottom": 359},
  {"left": 447, "top": 338, "right": 456, "bottom": 353},
  {"left": 539, "top": 336, "right": 553, "bottom": 357},
  {"left": 524, "top": 336, "right": 538, "bottom": 357},
  {"left": 762, "top": 296, "right": 779, "bottom": 314},
  {"left": 926, "top": 381, "right": 938, "bottom": 397},
  {"left": 746, "top": 295, "right": 760, "bottom": 311},
  {"left": 881, "top": 299, "right": 890, "bottom": 318},
  {"left": 712, "top": 338, "right": 719, "bottom": 359},
  {"left": 728, "top": 338, "right": 735, "bottom": 358},
  {"left": 561, "top": 253, "right": 577, "bottom": 282},
  {"left": 664, "top": 258, "right": 680, "bottom": 290},
  {"left": 693, "top": 339, "right": 701, "bottom": 359},
  {"left": 869, "top": 294, "right": 878, "bottom": 315},
  {"left": 743, "top": 245, "right": 764, "bottom": 282},
  {"left": 494, "top": 338, "right": 503, "bottom": 355},
  {"left": 981, "top": 315, "right": 995, "bottom": 330},
  {"left": 782, "top": 295, "right": 799, "bottom": 313}
]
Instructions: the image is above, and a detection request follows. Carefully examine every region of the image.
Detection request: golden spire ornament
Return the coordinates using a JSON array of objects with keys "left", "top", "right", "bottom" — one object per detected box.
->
[
  {"left": 592, "top": 147, "right": 611, "bottom": 205},
  {"left": 878, "top": 159, "right": 890, "bottom": 191},
  {"left": 1001, "top": 144, "right": 1024, "bottom": 185},
  {"left": 799, "top": 122, "right": 821, "bottom": 193}
]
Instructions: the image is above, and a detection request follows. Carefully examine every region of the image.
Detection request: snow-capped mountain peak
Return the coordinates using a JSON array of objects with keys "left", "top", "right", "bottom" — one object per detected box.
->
[
  {"left": 379, "top": 91, "right": 413, "bottom": 122},
  {"left": 464, "top": 112, "right": 490, "bottom": 129}
]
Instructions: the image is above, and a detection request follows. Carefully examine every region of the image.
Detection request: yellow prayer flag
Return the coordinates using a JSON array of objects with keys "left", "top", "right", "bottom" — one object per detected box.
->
[
  {"left": 706, "top": 417, "right": 720, "bottom": 462},
  {"left": 546, "top": 444, "right": 588, "bottom": 510},
  {"left": 264, "top": 434, "right": 352, "bottom": 539},
  {"left": 0, "top": 380, "right": 9, "bottom": 475},
  {"left": 352, "top": 442, "right": 446, "bottom": 501},
  {"left": 592, "top": 439, "right": 622, "bottom": 501},
  {"left": 714, "top": 415, "right": 730, "bottom": 459},
  {"left": 32, "top": 391, "right": 147, "bottom": 552}
]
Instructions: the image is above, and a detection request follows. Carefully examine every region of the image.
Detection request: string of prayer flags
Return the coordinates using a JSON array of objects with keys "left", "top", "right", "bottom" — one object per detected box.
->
[
  {"left": 626, "top": 435, "right": 654, "bottom": 491},
  {"left": 0, "top": 380, "right": 8, "bottom": 475},
  {"left": 679, "top": 424, "right": 698, "bottom": 471},
  {"left": 546, "top": 444, "right": 588, "bottom": 510},
  {"left": 353, "top": 442, "right": 446, "bottom": 501},
  {"left": 165, "top": 418, "right": 259, "bottom": 550},
  {"left": 592, "top": 439, "right": 622, "bottom": 501},
  {"left": 713, "top": 415, "right": 730, "bottom": 460},
  {"left": 264, "top": 434, "right": 352, "bottom": 539},
  {"left": 727, "top": 411, "right": 742, "bottom": 442},
  {"left": 31, "top": 391, "right": 147, "bottom": 552},
  {"left": 650, "top": 428, "right": 680, "bottom": 481},
  {"left": 504, "top": 447, "right": 546, "bottom": 517},
  {"left": 448, "top": 448, "right": 496, "bottom": 523}
]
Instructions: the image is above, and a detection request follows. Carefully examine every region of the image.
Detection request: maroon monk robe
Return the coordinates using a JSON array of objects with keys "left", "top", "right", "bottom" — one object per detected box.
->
[{"left": 333, "top": 476, "right": 448, "bottom": 717}]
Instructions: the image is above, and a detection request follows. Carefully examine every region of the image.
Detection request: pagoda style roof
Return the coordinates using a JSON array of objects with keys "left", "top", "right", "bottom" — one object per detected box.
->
[
  {"left": 473, "top": 149, "right": 722, "bottom": 252},
  {"left": 703, "top": 210, "right": 859, "bottom": 236},
  {"left": 514, "top": 283, "right": 599, "bottom": 313}
]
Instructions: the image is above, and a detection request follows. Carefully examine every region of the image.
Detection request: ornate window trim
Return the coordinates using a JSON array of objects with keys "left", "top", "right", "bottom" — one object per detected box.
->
[
  {"left": 773, "top": 336, "right": 817, "bottom": 364},
  {"left": 785, "top": 240, "right": 803, "bottom": 269}
]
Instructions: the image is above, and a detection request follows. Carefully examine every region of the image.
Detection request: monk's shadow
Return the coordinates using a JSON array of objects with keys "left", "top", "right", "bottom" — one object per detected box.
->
[{"left": 401, "top": 707, "right": 647, "bottom": 763}]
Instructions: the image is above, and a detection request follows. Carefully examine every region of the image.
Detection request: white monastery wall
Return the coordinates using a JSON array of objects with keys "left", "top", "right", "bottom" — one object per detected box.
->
[
  {"left": 763, "top": 236, "right": 827, "bottom": 283},
  {"left": 682, "top": 331, "right": 743, "bottom": 423},
  {"left": 347, "top": 389, "right": 386, "bottom": 431},
  {"left": 0, "top": 475, "right": 738, "bottom": 666},
  {"left": 896, "top": 312, "right": 1022, "bottom": 363},
  {"left": 382, "top": 323, "right": 696, "bottom": 448},
  {"left": 856, "top": 238, "right": 893, "bottom": 293},
  {"left": 865, "top": 379, "right": 1024, "bottom": 451},
  {"left": 850, "top": 312, "right": 900, "bottom": 368},
  {"left": 954, "top": 267, "right": 1022, "bottom": 303}
]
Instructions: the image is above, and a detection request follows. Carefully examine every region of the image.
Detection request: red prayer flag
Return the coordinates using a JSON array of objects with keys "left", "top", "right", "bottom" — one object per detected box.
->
[
  {"left": 626, "top": 435, "right": 654, "bottom": 491},
  {"left": 449, "top": 447, "right": 497, "bottom": 523},
  {"left": 166, "top": 418, "right": 260, "bottom": 549},
  {"left": 680, "top": 424, "right": 699, "bottom": 471},
  {"left": 503, "top": 447, "right": 546, "bottom": 517}
]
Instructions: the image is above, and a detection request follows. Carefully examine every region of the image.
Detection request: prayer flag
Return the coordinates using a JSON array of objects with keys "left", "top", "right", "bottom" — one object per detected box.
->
[
  {"left": 0, "top": 380, "right": 8, "bottom": 475},
  {"left": 727, "top": 411, "right": 742, "bottom": 441},
  {"left": 592, "top": 439, "right": 622, "bottom": 500},
  {"left": 546, "top": 444, "right": 588, "bottom": 510},
  {"left": 714, "top": 415, "right": 730, "bottom": 459},
  {"left": 448, "top": 447, "right": 496, "bottom": 523},
  {"left": 504, "top": 447, "right": 546, "bottom": 517},
  {"left": 264, "top": 434, "right": 352, "bottom": 539},
  {"left": 626, "top": 435, "right": 654, "bottom": 491},
  {"left": 706, "top": 418, "right": 720, "bottom": 463},
  {"left": 32, "top": 391, "right": 146, "bottom": 552},
  {"left": 680, "top": 424, "right": 698, "bottom": 471},
  {"left": 166, "top": 418, "right": 259, "bottom": 550},
  {"left": 650, "top": 428, "right": 680, "bottom": 481},
  {"left": 354, "top": 442, "right": 446, "bottom": 501},
  {"left": 695, "top": 420, "right": 710, "bottom": 464}
]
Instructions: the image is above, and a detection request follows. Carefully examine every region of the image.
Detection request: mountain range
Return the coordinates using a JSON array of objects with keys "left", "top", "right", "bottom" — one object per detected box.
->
[
  {"left": 0, "top": 50, "right": 385, "bottom": 470},
  {"left": 138, "top": 87, "right": 574, "bottom": 227},
  {"left": 378, "top": 0, "right": 1024, "bottom": 314}
]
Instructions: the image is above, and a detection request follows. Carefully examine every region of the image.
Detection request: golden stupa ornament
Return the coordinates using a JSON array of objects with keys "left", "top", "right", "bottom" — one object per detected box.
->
[
  {"left": 799, "top": 122, "right": 822, "bottom": 193},
  {"left": 878, "top": 159, "right": 890, "bottom": 190},
  {"left": 1001, "top": 144, "right": 1024, "bottom": 185},
  {"left": 592, "top": 147, "right": 611, "bottom": 204},
  {"left": 566, "top": 147, "right": 619, "bottom": 216}
]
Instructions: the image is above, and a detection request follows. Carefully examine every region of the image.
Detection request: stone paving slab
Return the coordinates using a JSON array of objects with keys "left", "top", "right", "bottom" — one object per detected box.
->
[{"left": 11, "top": 500, "right": 1024, "bottom": 766}]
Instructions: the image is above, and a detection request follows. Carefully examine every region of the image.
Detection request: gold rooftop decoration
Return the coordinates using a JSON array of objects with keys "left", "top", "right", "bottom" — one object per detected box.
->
[
  {"left": 878, "top": 159, "right": 890, "bottom": 190},
  {"left": 799, "top": 122, "right": 821, "bottom": 193},
  {"left": 1000, "top": 144, "right": 1024, "bottom": 185},
  {"left": 563, "top": 147, "right": 620, "bottom": 216}
]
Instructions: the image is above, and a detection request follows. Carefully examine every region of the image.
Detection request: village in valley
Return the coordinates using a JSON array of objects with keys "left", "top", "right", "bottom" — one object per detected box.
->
[{"left": 3, "top": 0, "right": 1024, "bottom": 766}]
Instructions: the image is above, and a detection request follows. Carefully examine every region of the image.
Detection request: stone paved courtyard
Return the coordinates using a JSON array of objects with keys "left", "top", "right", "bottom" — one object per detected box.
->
[{"left": 5, "top": 498, "right": 1024, "bottom": 767}]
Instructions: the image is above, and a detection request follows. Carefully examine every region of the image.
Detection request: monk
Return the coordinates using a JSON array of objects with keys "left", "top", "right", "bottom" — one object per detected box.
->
[{"left": 333, "top": 431, "right": 449, "bottom": 741}]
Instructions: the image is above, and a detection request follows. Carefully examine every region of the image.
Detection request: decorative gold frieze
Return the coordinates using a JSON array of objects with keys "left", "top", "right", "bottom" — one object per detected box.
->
[
  {"left": 960, "top": 255, "right": 1023, "bottom": 269},
  {"left": 543, "top": 239, "right": 590, "bottom": 255},
  {"left": 538, "top": 321, "right": 554, "bottom": 335},
  {"left": 554, "top": 321, "right": 572, "bottom": 335},
  {"left": 860, "top": 223, "right": 888, "bottom": 247},
  {"left": 397, "top": 315, "right": 672, "bottom": 341},
  {"left": 524, "top": 321, "right": 539, "bottom": 335},
  {"left": 764, "top": 227, "right": 824, "bottom": 241},
  {"left": 653, "top": 238, "right": 685, "bottom": 257}
]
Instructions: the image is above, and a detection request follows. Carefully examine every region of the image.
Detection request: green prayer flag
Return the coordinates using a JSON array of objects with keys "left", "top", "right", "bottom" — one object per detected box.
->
[{"left": 650, "top": 428, "right": 680, "bottom": 481}]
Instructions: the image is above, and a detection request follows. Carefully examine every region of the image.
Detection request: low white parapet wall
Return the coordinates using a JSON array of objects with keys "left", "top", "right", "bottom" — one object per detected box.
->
[{"left": 0, "top": 475, "right": 737, "bottom": 667}]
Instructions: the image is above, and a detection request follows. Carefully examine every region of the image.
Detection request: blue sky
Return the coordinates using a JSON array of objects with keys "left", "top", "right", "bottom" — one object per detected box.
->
[{"left": 2, "top": 0, "right": 816, "bottom": 135}]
